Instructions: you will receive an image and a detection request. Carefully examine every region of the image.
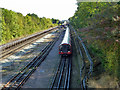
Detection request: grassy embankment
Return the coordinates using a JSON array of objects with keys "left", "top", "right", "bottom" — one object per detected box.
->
[
  {"left": 0, "top": 8, "right": 60, "bottom": 45},
  {"left": 69, "top": 2, "right": 120, "bottom": 87}
]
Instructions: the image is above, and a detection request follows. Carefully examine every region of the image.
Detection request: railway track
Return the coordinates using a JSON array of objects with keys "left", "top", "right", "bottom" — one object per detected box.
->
[
  {"left": 0, "top": 26, "right": 58, "bottom": 60},
  {"left": 1, "top": 30, "right": 61, "bottom": 89},
  {"left": 50, "top": 56, "right": 71, "bottom": 89},
  {"left": 70, "top": 25, "right": 93, "bottom": 89}
]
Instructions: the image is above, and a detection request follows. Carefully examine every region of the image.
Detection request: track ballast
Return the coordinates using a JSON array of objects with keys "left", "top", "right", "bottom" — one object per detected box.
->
[
  {"left": 2, "top": 30, "right": 61, "bottom": 90},
  {"left": 50, "top": 56, "right": 71, "bottom": 89}
]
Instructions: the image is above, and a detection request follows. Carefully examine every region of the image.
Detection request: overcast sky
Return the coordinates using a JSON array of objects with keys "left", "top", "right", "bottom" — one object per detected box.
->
[{"left": 0, "top": 0, "right": 77, "bottom": 20}]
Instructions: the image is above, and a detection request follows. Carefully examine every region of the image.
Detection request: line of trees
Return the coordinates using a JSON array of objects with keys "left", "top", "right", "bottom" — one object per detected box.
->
[
  {"left": 0, "top": 8, "right": 61, "bottom": 45},
  {"left": 69, "top": 2, "right": 120, "bottom": 80}
]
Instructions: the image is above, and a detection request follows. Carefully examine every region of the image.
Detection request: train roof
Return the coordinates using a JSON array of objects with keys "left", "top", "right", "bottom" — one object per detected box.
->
[{"left": 60, "top": 27, "right": 71, "bottom": 45}]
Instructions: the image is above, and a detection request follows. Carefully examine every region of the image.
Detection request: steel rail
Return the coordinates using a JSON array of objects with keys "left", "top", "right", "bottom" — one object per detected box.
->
[
  {"left": 2, "top": 31, "right": 61, "bottom": 90},
  {"left": 66, "top": 56, "right": 71, "bottom": 89},
  {"left": 56, "top": 57, "right": 65, "bottom": 89},
  {"left": 72, "top": 27, "right": 93, "bottom": 76},
  {"left": 71, "top": 27, "right": 87, "bottom": 89},
  {"left": 64, "top": 58, "right": 69, "bottom": 88},
  {"left": 10, "top": 40, "right": 57, "bottom": 89},
  {"left": 0, "top": 32, "right": 47, "bottom": 59},
  {"left": 4, "top": 35, "right": 59, "bottom": 89},
  {"left": 50, "top": 56, "right": 71, "bottom": 89},
  {"left": 0, "top": 26, "right": 58, "bottom": 50},
  {"left": 50, "top": 56, "right": 63, "bottom": 89},
  {"left": 17, "top": 37, "right": 59, "bottom": 89},
  {"left": 0, "top": 26, "right": 58, "bottom": 60},
  {"left": 76, "top": 37, "right": 87, "bottom": 89},
  {"left": 69, "top": 25, "right": 93, "bottom": 89},
  {"left": 50, "top": 56, "right": 65, "bottom": 89},
  {"left": 71, "top": 29, "right": 84, "bottom": 88},
  {"left": 2, "top": 41, "right": 52, "bottom": 89}
]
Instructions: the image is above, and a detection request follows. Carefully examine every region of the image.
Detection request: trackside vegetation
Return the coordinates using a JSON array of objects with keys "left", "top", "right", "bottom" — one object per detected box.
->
[
  {"left": 0, "top": 8, "right": 60, "bottom": 45},
  {"left": 69, "top": 2, "right": 120, "bottom": 82}
]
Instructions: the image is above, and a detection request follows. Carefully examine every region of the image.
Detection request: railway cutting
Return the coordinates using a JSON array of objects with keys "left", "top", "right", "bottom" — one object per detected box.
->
[{"left": 1, "top": 25, "right": 93, "bottom": 89}]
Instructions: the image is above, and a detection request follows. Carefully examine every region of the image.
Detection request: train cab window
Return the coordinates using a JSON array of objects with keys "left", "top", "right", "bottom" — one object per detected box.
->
[
  {"left": 68, "top": 45, "right": 71, "bottom": 51},
  {"left": 62, "top": 45, "right": 68, "bottom": 52},
  {"left": 60, "top": 44, "right": 71, "bottom": 53}
]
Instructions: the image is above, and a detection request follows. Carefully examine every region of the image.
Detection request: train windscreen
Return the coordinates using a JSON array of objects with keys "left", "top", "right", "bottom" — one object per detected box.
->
[{"left": 60, "top": 44, "right": 70, "bottom": 53}]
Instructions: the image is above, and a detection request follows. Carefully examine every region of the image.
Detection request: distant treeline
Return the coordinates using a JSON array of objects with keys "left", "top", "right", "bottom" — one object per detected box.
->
[
  {"left": 0, "top": 8, "right": 61, "bottom": 45},
  {"left": 69, "top": 2, "right": 120, "bottom": 80}
]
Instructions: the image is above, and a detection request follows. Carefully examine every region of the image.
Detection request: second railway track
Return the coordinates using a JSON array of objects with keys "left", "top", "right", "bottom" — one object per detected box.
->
[
  {"left": 2, "top": 29, "right": 61, "bottom": 89},
  {"left": 0, "top": 26, "right": 58, "bottom": 60}
]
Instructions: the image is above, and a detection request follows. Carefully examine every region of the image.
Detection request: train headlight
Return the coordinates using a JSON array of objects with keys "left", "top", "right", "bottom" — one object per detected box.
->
[{"left": 67, "top": 51, "right": 71, "bottom": 54}]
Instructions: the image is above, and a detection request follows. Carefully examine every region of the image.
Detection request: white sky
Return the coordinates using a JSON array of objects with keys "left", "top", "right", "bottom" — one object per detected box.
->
[{"left": 0, "top": 0, "right": 77, "bottom": 20}]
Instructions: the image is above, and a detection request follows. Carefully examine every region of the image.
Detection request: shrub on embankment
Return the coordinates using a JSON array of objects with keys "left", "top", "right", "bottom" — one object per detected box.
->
[
  {"left": 69, "top": 2, "right": 120, "bottom": 80},
  {"left": 0, "top": 8, "right": 60, "bottom": 45}
]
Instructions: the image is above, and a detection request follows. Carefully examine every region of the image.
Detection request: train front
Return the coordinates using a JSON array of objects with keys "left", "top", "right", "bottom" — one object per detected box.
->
[{"left": 59, "top": 26, "right": 72, "bottom": 56}]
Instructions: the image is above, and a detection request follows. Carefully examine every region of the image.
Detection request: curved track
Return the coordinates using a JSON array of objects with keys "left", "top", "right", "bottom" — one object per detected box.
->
[{"left": 50, "top": 56, "right": 71, "bottom": 89}]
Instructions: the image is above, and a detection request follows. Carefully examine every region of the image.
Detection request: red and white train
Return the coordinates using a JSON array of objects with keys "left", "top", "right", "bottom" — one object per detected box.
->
[{"left": 59, "top": 26, "right": 72, "bottom": 55}]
